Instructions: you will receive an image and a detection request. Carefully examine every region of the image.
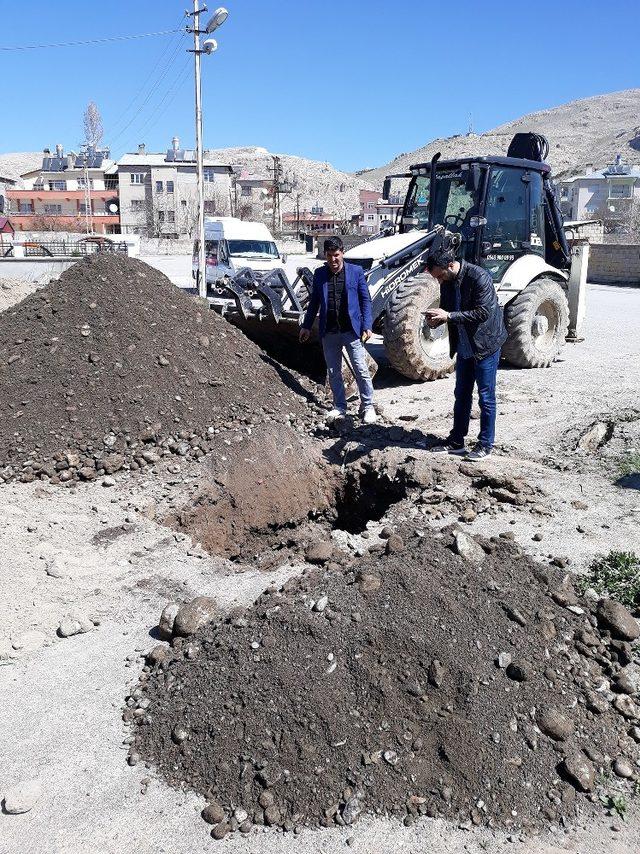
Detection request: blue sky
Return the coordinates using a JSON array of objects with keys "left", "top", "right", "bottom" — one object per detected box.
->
[{"left": 1, "top": 0, "right": 638, "bottom": 172}]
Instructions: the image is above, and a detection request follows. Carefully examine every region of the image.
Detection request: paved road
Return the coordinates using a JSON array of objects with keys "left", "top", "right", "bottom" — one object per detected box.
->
[{"left": 139, "top": 252, "right": 321, "bottom": 290}]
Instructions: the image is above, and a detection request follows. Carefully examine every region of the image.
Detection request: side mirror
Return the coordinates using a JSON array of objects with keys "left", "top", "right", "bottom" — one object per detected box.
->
[
  {"left": 382, "top": 177, "right": 391, "bottom": 202},
  {"left": 465, "top": 164, "right": 481, "bottom": 193},
  {"left": 481, "top": 241, "right": 492, "bottom": 257},
  {"left": 469, "top": 215, "right": 487, "bottom": 228},
  {"left": 281, "top": 253, "right": 287, "bottom": 263}
]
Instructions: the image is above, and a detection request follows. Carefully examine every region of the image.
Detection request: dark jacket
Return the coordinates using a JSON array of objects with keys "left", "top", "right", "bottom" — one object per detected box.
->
[
  {"left": 440, "top": 260, "right": 507, "bottom": 360},
  {"left": 302, "top": 262, "right": 373, "bottom": 338}
]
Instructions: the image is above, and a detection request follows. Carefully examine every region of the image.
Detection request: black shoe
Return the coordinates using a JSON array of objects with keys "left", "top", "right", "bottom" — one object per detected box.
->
[
  {"left": 429, "top": 440, "right": 466, "bottom": 455},
  {"left": 465, "top": 445, "right": 492, "bottom": 461}
]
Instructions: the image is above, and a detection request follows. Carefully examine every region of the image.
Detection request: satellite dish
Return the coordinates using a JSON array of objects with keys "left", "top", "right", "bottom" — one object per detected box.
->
[
  {"left": 205, "top": 6, "right": 228, "bottom": 33},
  {"left": 202, "top": 38, "right": 218, "bottom": 54}
]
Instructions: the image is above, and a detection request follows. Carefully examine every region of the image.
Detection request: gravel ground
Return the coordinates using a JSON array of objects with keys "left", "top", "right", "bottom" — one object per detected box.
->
[{"left": 1, "top": 280, "right": 639, "bottom": 853}]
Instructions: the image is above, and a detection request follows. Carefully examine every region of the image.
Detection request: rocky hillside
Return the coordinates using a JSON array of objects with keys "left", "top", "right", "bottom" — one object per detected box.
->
[
  {"left": 0, "top": 152, "right": 42, "bottom": 182},
  {"left": 358, "top": 88, "right": 640, "bottom": 185},
  {"left": 204, "top": 145, "right": 375, "bottom": 217}
]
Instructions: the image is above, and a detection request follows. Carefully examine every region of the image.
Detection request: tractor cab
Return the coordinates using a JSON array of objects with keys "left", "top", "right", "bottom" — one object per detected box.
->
[{"left": 383, "top": 136, "right": 570, "bottom": 282}]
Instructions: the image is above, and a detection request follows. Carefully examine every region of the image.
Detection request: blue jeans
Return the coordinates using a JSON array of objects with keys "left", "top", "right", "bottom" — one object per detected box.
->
[
  {"left": 451, "top": 349, "right": 500, "bottom": 449},
  {"left": 322, "top": 331, "right": 374, "bottom": 411}
]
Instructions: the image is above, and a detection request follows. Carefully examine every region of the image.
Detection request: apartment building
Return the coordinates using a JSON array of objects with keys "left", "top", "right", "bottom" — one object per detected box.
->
[
  {"left": 117, "top": 138, "right": 233, "bottom": 238},
  {"left": 358, "top": 189, "right": 403, "bottom": 234},
  {"left": 6, "top": 145, "right": 120, "bottom": 233},
  {"left": 558, "top": 156, "right": 640, "bottom": 227}
]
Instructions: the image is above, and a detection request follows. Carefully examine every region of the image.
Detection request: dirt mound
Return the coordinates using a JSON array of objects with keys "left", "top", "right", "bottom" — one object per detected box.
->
[
  {"left": 130, "top": 529, "right": 640, "bottom": 839},
  {"left": 0, "top": 254, "right": 314, "bottom": 484}
]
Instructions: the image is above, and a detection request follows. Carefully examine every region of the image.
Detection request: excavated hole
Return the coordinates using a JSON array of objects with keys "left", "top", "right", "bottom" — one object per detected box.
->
[{"left": 332, "top": 467, "right": 410, "bottom": 534}]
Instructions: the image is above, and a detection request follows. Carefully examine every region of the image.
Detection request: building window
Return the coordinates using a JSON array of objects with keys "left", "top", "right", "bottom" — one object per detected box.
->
[
  {"left": 609, "top": 184, "right": 632, "bottom": 199},
  {"left": 130, "top": 173, "right": 145, "bottom": 184},
  {"left": 167, "top": 210, "right": 175, "bottom": 223},
  {"left": 158, "top": 211, "right": 165, "bottom": 222},
  {"left": 48, "top": 180, "right": 67, "bottom": 191},
  {"left": 79, "top": 202, "right": 92, "bottom": 214},
  {"left": 166, "top": 181, "right": 175, "bottom": 194},
  {"left": 18, "top": 201, "right": 34, "bottom": 214},
  {"left": 77, "top": 177, "right": 93, "bottom": 189},
  {"left": 131, "top": 199, "right": 145, "bottom": 212},
  {"left": 367, "top": 215, "right": 374, "bottom": 221},
  {"left": 367, "top": 202, "right": 374, "bottom": 209},
  {"left": 44, "top": 204, "right": 63, "bottom": 214},
  {"left": 203, "top": 168, "right": 216, "bottom": 182},
  {"left": 241, "top": 186, "right": 252, "bottom": 196},
  {"left": 203, "top": 200, "right": 215, "bottom": 213},
  {"left": 181, "top": 199, "right": 187, "bottom": 207},
  {"left": 156, "top": 180, "right": 164, "bottom": 193}
]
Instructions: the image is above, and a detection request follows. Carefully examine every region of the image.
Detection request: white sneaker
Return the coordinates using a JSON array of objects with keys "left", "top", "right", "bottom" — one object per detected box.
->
[
  {"left": 362, "top": 406, "right": 377, "bottom": 425},
  {"left": 326, "top": 408, "right": 346, "bottom": 422}
]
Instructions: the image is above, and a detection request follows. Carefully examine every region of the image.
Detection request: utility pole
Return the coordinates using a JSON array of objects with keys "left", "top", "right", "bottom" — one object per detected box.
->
[
  {"left": 186, "top": 4, "right": 228, "bottom": 298},
  {"left": 192, "top": 0, "right": 206, "bottom": 299}
]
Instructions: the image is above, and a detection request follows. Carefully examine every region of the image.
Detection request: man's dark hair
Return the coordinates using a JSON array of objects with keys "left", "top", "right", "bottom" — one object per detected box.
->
[
  {"left": 426, "top": 232, "right": 459, "bottom": 270},
  {"left": 426, "top": 247, "right": 456, "bottom": 271},
  {"left": 324, "top": 236, "right": 344, "bottom": 253}
]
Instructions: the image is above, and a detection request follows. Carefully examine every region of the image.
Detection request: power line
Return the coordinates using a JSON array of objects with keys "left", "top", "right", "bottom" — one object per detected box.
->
[
  {"left": 0, "top": 28, "right": 183, "bottom": 52},
  {"left": 125, "top": 57, "right": 193, "bottom": 145},
  {"left": 108, "top": 35, "right": 189, "bottom": 148},
  {"left": 107, "top": 15, "right": 187, "bottom": 137}
]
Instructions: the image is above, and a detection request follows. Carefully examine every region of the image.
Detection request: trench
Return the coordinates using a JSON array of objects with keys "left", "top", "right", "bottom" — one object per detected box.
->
[{"left": 332, "top": 466, "right": 410, "bottom": 534}]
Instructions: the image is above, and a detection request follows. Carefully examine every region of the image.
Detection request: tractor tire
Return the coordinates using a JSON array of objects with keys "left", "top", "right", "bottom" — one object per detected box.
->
[
  {"left": 383, "top": 273, "right": 455, "bottom": 381},
  {"left": 502, "top": 278, "right": 569, "bottom": 368}
]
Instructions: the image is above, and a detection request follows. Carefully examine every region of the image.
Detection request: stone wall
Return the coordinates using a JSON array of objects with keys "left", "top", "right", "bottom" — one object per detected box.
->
[{"left": 588, "top": 243, "right": 640, "bottom": 286}]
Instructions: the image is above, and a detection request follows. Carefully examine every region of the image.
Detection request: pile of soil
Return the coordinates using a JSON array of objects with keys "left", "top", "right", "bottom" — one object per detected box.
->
[
  {"left": 0, "top": 254, "right": 316, "bottom": 484},
  {"left": 130, "top": 528, "right": 640, "bottom": 838}
]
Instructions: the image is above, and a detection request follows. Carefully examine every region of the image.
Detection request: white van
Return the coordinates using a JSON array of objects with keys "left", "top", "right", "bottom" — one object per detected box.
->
[{"left": 192, "top": 217, "right": 285, "bottom": 286}]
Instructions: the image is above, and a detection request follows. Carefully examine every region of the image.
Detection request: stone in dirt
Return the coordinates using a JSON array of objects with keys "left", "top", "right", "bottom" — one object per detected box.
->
[
  {"left": 536, "top": 707, "right": 574, "bottom": 741},
  {"left": 2, "top": 780, "right": 42, "bottom": 814},
  {"left": 612, "top": 757, "right": 634, "bottom": 779},
  {"left": 596, "top": 599, "right": 640, "bottom": 641},
  {"left": 561, "top": 753, "right": 595, "bottom": 792},
  {"left": 306, "top": 541, "right": 334, "bottom": 564},
  {"left": 131, "top": 530, "right": 634, "bottom": 833},
  {"left": 172, "top": 597, "right": 219, "bottom": 637},
  {"left": 158, "top": 602, "right": 179, "bottom": 641},
  {"left": 453, "top": 531, "right": 485, "bottom": 564},
  {"left": 577, "top": 421, "right": 610, "bottom": 452}
]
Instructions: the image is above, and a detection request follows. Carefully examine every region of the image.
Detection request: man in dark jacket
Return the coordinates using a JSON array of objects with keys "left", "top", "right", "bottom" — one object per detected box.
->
[
  {"left": 425, "top": 242, "right": 507, "bottom": 460},
  {"left": 299, "top": 236, "right": 376, "bottom": 423}
]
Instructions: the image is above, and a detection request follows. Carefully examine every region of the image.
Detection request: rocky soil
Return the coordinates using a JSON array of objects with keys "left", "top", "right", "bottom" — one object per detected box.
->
[
  {"left": 131, "top": 524, "right": 640, "bottom": 842},
  {"left": 0, "top": 254, "right": 320, "bottom": 485}
]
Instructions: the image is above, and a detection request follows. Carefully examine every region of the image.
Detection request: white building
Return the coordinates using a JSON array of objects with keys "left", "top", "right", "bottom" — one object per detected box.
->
[
  {"left": 559, "top": 156, "right": 640, "bottom": 230},
  {"left": 117, "top": 138, "right": 234, "bottom": 238}
]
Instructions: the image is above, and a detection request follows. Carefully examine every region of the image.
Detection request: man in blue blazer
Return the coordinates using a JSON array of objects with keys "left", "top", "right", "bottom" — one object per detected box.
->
[{"left": 299, "top": 236, "right": 376, "bottom": 423}]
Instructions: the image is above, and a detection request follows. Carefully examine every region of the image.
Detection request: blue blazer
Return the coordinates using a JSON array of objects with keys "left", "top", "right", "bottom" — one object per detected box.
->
[{"left": 302, "top": 262, "right": 373, "bottom": 338}]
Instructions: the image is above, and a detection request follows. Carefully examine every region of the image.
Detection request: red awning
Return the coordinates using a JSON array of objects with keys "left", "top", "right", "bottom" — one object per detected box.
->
[{"left": 0, "top": 216, "right": 15, "bottom": 234}]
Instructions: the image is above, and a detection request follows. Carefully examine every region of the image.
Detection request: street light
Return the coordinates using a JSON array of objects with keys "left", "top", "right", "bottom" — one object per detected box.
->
[{"left": 187, "top": 3, "right": 229, "bottom": 299}]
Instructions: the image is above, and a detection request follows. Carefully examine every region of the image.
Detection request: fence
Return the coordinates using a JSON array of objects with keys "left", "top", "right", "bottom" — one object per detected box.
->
[
  {"left": 588, "top": 243, "right": 640, "bottom": 286},
  {"left": 3, "top": 240, "right": 128, "bottom": 259}
]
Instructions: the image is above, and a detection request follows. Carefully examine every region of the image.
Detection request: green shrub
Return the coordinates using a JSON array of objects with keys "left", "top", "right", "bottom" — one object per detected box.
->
[
  {"left": 619, "top": 451, "right": 640, "bottom": 476},
  {"left": 578, "top": 551, "right": 640, "bottom": 608}
]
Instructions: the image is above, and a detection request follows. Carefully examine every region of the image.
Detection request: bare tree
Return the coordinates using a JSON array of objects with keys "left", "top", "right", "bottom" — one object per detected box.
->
[{"left": 83, "top": 102, "right": 104, "bottom": 149}]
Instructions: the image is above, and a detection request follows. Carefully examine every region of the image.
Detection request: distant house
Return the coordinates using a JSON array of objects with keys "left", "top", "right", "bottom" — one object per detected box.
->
[
  {"left": 558, "top": 156, "right": 640, "bottom": 231},
  {"left": 6, "top": 144, "right": 120, "bottom": 233},
  {"left": 117, "top": 138, "right": 233, "bottom": 238},
  {"left": 358, "top": 189, "right": 403, "bottom": 234}
]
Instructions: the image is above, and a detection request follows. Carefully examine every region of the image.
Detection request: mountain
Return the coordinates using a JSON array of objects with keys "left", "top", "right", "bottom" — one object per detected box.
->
[
  {"left": 0, "top": 152, "right": 42, "bottom": 181},
  {"left": 202, "top": 145, "right": 375, "bottom": 216},
  {"left": 357, "top": 89, "right": 640, "bottom": 186}
]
